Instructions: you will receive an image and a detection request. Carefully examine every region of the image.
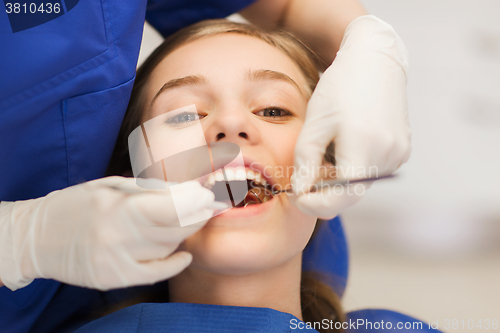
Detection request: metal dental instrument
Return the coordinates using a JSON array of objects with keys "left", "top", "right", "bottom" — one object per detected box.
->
[
  {"left": 107, "top": 173, "right": 396, "bottom": 209},
  {"left": 270, "top": 173, "right": 397, "bottom": 196}
]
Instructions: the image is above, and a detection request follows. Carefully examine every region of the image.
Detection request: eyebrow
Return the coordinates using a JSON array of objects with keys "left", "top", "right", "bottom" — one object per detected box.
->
[
  {"left": 149, "top": 69, "right": 305, "bottom": 108},
  {"left": 246, "top": 69, "right": 304, "bottom": 96},
  {"left": 150, "top": 75, "right": 206, "bottom": 107}
]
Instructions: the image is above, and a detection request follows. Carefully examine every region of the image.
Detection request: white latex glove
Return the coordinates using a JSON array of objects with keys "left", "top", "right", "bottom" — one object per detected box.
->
[
  {"left": 0, "top": 177, "right": 215, "bottom": 291},
  {"left": 292, "top": 15, "right": 411, "bottom": 218}
]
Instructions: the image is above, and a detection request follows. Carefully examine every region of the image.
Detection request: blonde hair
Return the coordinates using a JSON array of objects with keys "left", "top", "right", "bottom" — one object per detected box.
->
[{"left": 107, "top": 19, "right": 342, "bottom": 332}]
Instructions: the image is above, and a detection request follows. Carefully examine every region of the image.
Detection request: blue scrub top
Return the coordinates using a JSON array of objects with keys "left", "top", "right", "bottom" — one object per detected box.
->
[
  {"left": 75, "top": 303, "right": 317, "bottom": 333},
  {"left": 74, "top": 304, "right": 443, "bottom": 333},
  {"left": 0, "top": 1, "right": 255, "bottom": 332}
]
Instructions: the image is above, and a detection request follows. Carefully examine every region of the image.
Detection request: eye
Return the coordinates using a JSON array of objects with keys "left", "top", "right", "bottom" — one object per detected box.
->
[
  {"left": 255, "top": 107, "right": 292, "bottom": 118},
  {"left": 166, "top": 112, "right": 204, "bottom": 126}
]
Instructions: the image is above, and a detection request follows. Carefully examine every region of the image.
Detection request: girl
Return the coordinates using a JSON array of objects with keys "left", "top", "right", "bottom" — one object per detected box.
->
[{"left": 102, "top": 19, "right": 344, "bottom": 332}]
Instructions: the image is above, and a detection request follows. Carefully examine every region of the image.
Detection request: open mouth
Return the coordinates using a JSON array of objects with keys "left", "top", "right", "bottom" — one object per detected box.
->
[{"left": 203, "top": 166, "right": 274, "bottom": 208}]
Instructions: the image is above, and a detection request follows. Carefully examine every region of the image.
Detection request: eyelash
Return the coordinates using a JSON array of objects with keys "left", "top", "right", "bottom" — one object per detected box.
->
[
  {"left": 165, "top": 112, "right": 204, "bottom": 125},
  {"left": 165, "top": 107, "right": 292, "bottom": 125},
  {"left": 254, "top": 107, "right": 292, "bottom": 118}
]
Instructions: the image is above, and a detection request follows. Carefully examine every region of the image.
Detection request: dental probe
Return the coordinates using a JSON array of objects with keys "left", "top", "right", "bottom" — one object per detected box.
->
[{"left": 271, "top": 174, "right": 397, "bottom": 196}]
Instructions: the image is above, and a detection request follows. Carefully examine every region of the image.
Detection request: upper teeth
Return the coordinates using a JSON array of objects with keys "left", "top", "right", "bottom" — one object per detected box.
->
[{"left": 203, "top": 166, "right": 268, "bottom": 189}]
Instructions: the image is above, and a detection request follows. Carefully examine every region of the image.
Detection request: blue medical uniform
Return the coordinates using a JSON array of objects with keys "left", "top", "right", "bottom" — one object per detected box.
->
[
  {"left": 74, "top": 305, "right": 443, "bottom": 333},
  {"left": 0, "top": 1, "right": 254, "bottom": 332},
  {"left": 75, "top": 303, "right": 318, "bottom": 332}
]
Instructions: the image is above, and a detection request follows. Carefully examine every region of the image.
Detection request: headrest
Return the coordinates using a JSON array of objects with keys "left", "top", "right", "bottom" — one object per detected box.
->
[{"left": 302, "top": 216, "right": 349, "bottom": 297}]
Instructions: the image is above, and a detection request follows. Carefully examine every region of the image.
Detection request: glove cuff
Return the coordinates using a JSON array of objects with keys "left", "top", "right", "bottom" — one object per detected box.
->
[{"left": 0, "top": 200, "right": 37, "bottom": 290}]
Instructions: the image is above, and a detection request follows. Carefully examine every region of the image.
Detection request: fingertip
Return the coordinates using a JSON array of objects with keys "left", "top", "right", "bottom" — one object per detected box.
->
[
  {"left": 294, "top": 195, "right": 319, "bottom": 216},
  {"left": 171, "top": 181, "right": 215, "bottom": 204},
  {"left": 294, "top": 188, "right": 364, "bottom": 218},
  {"left": 179, "top": 251, "right": 193, "bottom": 264},
  {"left": 168, "top": 250, "right": 193, "bottom": 266},
  {"left": 165, "top": 251, "right": 193, "bottom": 273},
  {"left": 201, "top": 187, "right": 215, "bottom": 203},
  {"left": 143, "top": 251, "right": 194, "bottom": 282},
  {"left": 177, "top": 209, "right": 213, "bottom": 228},
  {"left": 176, "top": 180, "right": 204, "bottom": 191}
]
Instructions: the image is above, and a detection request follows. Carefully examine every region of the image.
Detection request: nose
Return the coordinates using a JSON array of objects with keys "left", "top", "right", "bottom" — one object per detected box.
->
[{"left": 204, "top": 103, "right": 260, "bottom": 146}]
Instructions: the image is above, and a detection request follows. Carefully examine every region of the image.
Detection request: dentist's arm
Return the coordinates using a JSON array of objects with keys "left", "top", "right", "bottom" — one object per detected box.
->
[
  {"left": 0, "top": 177, "right": 215, "bottom": 291},
  {"left": 241, "top": 0, "right": 411, "bottom": 218},
  {"left": 240, "top": 0, "right": 367, "bottom": 68}
]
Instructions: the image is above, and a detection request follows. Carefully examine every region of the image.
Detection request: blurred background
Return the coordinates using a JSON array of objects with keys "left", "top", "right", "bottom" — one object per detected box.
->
[
  {"left": 139, "top": 0, "right": 500, "bottom": 330},
  {"left": 341, "top": 1, "right": 500, "bottom": 328}
]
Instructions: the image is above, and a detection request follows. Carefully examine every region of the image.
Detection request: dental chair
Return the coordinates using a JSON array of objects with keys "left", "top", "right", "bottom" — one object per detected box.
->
[{"left": 69, "top": 216, "right": 442, "bottom": 332}]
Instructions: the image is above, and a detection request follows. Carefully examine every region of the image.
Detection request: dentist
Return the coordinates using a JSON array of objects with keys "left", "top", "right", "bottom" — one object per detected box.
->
[{"left": 0, "top": 0, "right": 410, "bottom": 331}]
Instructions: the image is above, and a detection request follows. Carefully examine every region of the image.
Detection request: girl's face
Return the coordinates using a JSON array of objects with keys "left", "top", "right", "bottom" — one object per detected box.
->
[{"left": 145, "top": 33, "right": 317, "bottom": 275}]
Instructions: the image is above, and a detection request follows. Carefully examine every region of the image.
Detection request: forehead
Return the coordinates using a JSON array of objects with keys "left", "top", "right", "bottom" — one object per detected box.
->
[{"left": 147, "top": 33, "right": 309, "bottom": 99}]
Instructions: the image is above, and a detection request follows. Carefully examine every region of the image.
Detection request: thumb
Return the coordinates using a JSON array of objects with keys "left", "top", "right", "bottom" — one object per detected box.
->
[
  {"left": 293, "top": 115, "right": 340, "bottom": 195},
  {"left": 293, "top": 68, "right": 343, "bottom": 194},
  {"left": 294, "top": 185, "right": 364, "bottom": 219}
]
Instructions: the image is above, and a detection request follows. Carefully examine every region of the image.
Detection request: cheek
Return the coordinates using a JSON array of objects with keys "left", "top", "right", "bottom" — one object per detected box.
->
[
  {"left": 264, "top": 122, "right": 303, "bottom": 169},
  {"left": 280, "top": 203, "right": 317, "bottom": 255}
]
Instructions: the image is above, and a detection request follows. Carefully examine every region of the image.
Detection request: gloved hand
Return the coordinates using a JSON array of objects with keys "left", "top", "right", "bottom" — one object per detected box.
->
[
  {"left": 292, "top": 15, "right": 411, "bottom": 218},
  {"left": 0, "top": 177, "right": 215, "bottom": 291}
]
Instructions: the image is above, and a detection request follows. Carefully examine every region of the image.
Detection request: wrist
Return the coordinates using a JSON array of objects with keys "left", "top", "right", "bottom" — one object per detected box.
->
[{"left": 0, "top": 200, "right": 40, "bottom": 290}]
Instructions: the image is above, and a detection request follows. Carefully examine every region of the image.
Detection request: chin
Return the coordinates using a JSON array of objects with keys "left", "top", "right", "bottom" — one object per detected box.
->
[
  {"left": 179, "top": 187, "right": 317, "bottom": 276},
  {"left": 186, "top": 231, "right": 297, "bottom": 275}
]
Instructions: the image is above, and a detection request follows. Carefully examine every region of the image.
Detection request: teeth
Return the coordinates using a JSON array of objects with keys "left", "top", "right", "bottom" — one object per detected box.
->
[
  {"left": 235, "top": 168, "right": 246, "bottom": 181},
  {"left": 246, "top": 170, "right": 256, "bottom": 180},
  {"left": 207, "top": 174, "right": 215, "bottom": 186},
  {"left": 224, "top": 168, "right": 234, "bottom": 180},
  {"left": 203, "top": 166, "right": 269, "bottom": 188},
  {"left": 215, "top": 171, "right": 224, "bottom": 182},
  {"left": 255, "top": 172, "right": 262, "bottom": 184}
]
